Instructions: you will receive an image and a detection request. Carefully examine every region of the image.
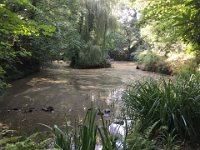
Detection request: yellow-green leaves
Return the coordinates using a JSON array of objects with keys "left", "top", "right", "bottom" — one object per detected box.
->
[
  {"left": 0, "top": 0, "right": 57, "bottom": 90},
  {"left": 141, "top": 0, "right": 200, "bottom": 51},
  {"left": 0, "top": 4, "right": 6, "bottom": 8},
  {"left": 38, "top": 25, "right": 56, "bottom": 36}
]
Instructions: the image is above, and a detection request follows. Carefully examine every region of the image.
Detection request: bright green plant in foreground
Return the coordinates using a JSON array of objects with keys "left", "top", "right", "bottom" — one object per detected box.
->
[
  {"left": 1, "top": 109, "right": 158, "bottom": 150},
  {"left": 123, "top": 74, "right": 200, "bottom": 140},
  {"left": 50, "top": 108, "right": 117, "bottom": 150},
  {"left": 51, "top": 108, "right": 157, "bottom": 150}
]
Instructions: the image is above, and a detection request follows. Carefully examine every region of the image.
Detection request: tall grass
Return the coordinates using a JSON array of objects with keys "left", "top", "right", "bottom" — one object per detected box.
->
[
  {"left": 123, "top": 74, "right": 200, "bottom": 140},
  {"left": 51, "top": 108, "right": 117, "bottom": 150}
]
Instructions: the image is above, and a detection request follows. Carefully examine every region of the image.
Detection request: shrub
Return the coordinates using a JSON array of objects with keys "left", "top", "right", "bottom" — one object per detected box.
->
[
  {"left": 0, "top": 66, "right": 7, "bottom": 93},
  {"left": 109, "top": 49, "right": 129, "bottom": 61},
  {"left": 50, "top": 108, "right": 158, "bottom": 150},
  {"left": 142, "top": 51, "right": 160, "bottom": 71},
  {"left": 156, "top": 61, "right": 172, "bottom": 75},
  {"left": 71, "top": 43, "right": 111, "bottom": 69},
  {"left": 123, "top": 74, "right": 200, "bottom": 140},
  {"left": 135, "top": 50, "right": 172, "bottom": 75},
  {"left": 175, "top": 59, "right": 198, "bottom": 76}
]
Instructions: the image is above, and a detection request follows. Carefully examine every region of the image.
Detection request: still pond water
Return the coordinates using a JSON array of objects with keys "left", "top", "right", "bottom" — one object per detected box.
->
[{"left": 0, "top": 61, "right": 163, "bottom": 134}]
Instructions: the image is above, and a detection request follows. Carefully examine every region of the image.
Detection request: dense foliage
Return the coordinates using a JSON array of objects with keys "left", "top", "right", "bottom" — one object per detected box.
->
[
  {"left": 130, "top": 0, "right": 200, "bottom": 75},
  {"left": 0, "top": 0, "right": 122, "bottom": 90},
  {"left": 123, "top": 75, "right": 200, "bottom": 141},
  {"left": 142, "top": 0, "right": 200, "bottom": 48},
  {"left": 0, "top": 130, "right": 52, "bottom": 150},
  {"left": 34, "top": 0, "right": 119, "bottom": 68},
  {"left": 1, "top": 0, "right": 200, "bottom": 149},
  {"left": 135, "top": 50, "right": 172, "bottom": 75},
  {"left": 0, "top": 0, "right": 55, "bottom": 92}
]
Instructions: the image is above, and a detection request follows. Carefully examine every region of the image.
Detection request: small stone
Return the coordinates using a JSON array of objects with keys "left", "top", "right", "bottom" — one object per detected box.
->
[
  {"left": 42, "top": 106, "right": 54, "bottom": 112},
  {"left": 47, "top": 106, "right": 54, "bottom": 111},
  {"left": 13, "top": 108, "right": 19, "bottom": 111},
  {"left": 28, "top": 107, "right": 35, "bottom": 112}
]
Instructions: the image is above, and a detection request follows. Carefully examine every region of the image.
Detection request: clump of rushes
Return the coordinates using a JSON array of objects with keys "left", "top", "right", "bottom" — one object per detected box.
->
[
  {"left": 123, "top": 74, "right": 200, "bottom": 140},
  {"left": 51, "top": 108, "right": 118, "bottom": 150}
]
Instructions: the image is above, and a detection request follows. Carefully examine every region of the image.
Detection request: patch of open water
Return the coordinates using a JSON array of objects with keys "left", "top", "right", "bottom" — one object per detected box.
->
[{"left": 0, "top": 61, "right": 164, "bottom": 135}]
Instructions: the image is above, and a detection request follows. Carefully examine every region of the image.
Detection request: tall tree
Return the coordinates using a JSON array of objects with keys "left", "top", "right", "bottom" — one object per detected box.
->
[
  {"left": 0, "top": 0, "right": 55, "bottom": 91},
  {"left": 141, "top": 0, "right": 200, "bottom": 51}
]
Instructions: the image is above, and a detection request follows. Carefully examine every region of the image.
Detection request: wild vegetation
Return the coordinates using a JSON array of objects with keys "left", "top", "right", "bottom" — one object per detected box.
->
[
  {"left": 0, "top": 0, "right": 55, "bottom": 93},
  {"left": 132, "top": 0, "right": 200, "bottom": 75},
  {"left": 0, "top": 0, "right": 200, "bottom": 149},
  {"left": 0, "top": 0, "right": 199, "bottom": 84},
  {"left": 135, "top": 50, "right": 172, "bottom": 75},
  {"left": 123, "top": 74, "right": 200, "bottom": 144}
]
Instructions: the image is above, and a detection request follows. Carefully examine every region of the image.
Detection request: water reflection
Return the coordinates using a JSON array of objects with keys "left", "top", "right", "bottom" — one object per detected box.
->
[{"left": 0, "top": 61, "right": 162, "bottom": 134}]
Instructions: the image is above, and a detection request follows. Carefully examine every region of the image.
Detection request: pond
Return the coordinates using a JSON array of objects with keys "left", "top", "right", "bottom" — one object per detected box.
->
[{"left": 0, "top": 61, "right": 162, "bottom": 135}]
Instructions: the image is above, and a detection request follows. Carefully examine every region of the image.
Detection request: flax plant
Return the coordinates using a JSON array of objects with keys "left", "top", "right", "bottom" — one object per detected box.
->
[{"left": 123, "top": 74, "right": 200, "bottom": 140}]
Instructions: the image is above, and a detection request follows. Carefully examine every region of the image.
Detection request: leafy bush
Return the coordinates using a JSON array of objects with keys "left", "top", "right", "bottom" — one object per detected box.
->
[
  {"left": 135, "top": 50, "right": 172, "bottom": 75},
  {"left": 123, "top": 74, "right": 200, "bottom": 140},
  {"left": 71, "top": 43, "right": 111, "bottom": 69},
  {"left": 142, "top": 51, "right": 160, "bottom": 71},
  {"left": 175, "top": 59, "right": 198, "bottom": 76},
  {"left": 109, "top": 49, "right": 129, "bottom": 61},
  {"left": 156, "top": 61, "right": 172, "bottom": 75},
  {"left": 0, "top": 66, "right": 7, "bottom": 92}
]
